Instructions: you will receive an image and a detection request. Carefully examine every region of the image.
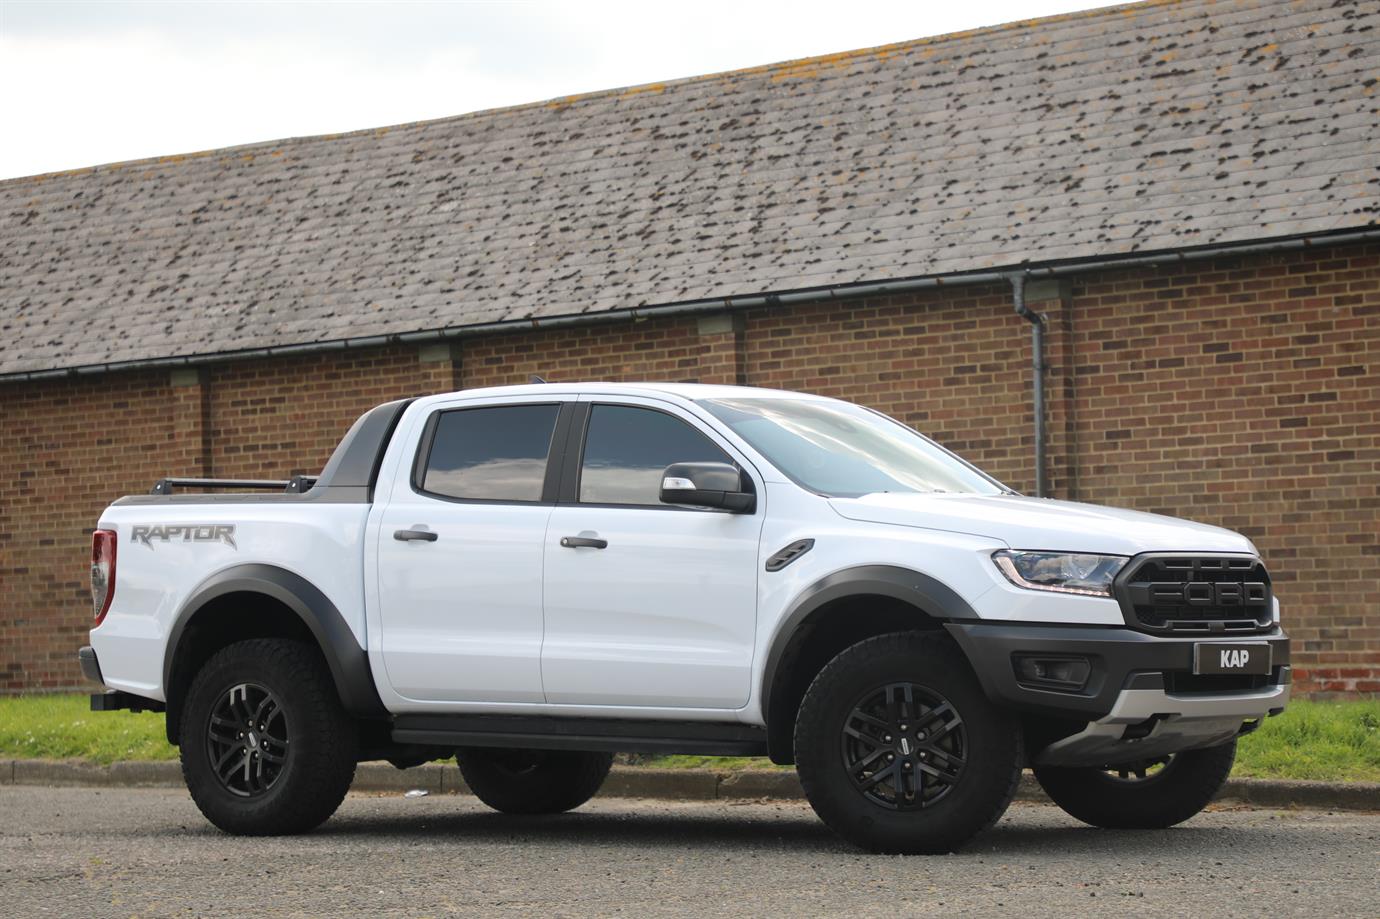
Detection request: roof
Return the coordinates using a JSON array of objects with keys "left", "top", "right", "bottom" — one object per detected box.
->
[
  {"left": 416, "top": 381, "right": 825, "bottom": 406},
  {"left": 2, "top": 0, "right": 1378, "bottom": 378}
]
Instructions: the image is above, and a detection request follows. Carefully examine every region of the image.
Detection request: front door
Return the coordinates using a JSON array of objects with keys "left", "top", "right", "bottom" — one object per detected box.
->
[
  {"left": 375, "top": 398, "right": 566, "bottom": 703},
  {"left": 541, "top": 398, "right": 764, "bottom": 709}
]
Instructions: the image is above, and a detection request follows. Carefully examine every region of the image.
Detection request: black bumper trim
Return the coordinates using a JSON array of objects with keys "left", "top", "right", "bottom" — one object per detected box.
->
[
  {"left": 90, "top": 690, "right": 165, "bottom": 713},
  {"left": 945, "top": 621, "right": 1291, "bottom": 720},
  {"left": 78, "top": 645, "right": 103, "bottom": 686}
]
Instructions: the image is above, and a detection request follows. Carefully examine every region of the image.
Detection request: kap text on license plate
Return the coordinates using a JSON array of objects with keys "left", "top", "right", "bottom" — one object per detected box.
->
[{"left": 1193, "top": 642, "right": 1271, "bottom": 675}]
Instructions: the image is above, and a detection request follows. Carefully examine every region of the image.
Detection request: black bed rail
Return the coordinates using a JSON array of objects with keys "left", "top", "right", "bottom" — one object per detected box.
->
[{"left": 150, "top": 475, "right": 318, "bottom": 496}]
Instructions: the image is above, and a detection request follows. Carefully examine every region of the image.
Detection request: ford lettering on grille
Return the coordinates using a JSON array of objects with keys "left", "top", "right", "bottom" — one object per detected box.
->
[
  {"left": 1116, "top": 555, "right": 1274, "bottom": 634},
  {"left": 1148, "top": 581, "right": 1269, "bottom": 607}
]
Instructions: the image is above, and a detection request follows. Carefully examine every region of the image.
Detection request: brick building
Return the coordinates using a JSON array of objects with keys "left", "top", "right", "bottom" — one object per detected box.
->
[{"left": 2, "top": 0, "right": 1378, "bottom": 693}]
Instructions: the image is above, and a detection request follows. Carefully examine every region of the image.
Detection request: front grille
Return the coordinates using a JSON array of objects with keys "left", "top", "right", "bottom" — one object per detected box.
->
[{"left": 1114, "top": 554, "right": 1273, "bottom": 635}]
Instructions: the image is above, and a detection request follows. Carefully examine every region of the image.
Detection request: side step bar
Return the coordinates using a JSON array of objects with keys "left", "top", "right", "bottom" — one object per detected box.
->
[{"left": 392, "top": 714, "right": 769, "bottom": 756}]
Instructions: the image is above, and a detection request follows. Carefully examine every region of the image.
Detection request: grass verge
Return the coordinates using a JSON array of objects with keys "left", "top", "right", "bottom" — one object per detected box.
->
[
  {"left": 2, "top": 695, "right": 1376, "bottom": 782},
  {"left": 0, "top": 693, "right": 176, "bottom": 764},
  {"left": 1230, "top": 698, "right": 1380, "bottom": 782}
]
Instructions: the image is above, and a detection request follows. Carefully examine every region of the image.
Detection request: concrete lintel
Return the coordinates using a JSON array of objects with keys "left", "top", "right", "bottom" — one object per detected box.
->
[
  {"left": 169, "top": 368, "right": 205, "bottom": 387},
  {"left": 418, "top": 342, "right": 462, "bottom": 364},
  {"left": 1025, "top": 279, "right": 1071, "bottom": 302},
  {"left": 696, "top": 313, "right": 743, "bottom": 336}
]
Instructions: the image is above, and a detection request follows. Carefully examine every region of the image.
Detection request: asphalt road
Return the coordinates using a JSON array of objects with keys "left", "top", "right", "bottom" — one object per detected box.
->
[{"left": 1, "top": 787, "right": 1376, "bottom": 918}]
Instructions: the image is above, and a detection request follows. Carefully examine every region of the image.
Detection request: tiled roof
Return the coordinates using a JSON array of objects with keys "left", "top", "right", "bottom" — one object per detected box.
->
[{"left": 2, "top": 0, "right": 1377, "bottom": 376}]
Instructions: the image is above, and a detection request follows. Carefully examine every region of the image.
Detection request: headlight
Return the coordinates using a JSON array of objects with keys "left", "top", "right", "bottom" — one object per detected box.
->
[{"left": 992, "top": 550, "right": 1127, "bottom": 597}]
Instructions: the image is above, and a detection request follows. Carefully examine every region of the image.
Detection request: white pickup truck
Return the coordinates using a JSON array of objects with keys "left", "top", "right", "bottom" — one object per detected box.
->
[{"left": 81, "top": 382, "right": 1290, "bottom": 853}]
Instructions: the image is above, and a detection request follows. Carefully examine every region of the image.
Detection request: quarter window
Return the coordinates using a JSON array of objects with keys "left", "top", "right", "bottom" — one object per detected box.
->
[
  {"left": 579, "top": 405, "right": 733, "bottom": 506},
  {"left": 421, "top": 404, "right": 559, "bottom": 502}
]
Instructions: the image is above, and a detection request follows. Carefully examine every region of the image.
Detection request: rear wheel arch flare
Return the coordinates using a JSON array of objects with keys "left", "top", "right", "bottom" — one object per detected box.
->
[
  {"left": 761, "top": 565, "right": 979, "bottom": 764},
  {"left": 162, "top": 564, "right": 384, "bottom": 744}
]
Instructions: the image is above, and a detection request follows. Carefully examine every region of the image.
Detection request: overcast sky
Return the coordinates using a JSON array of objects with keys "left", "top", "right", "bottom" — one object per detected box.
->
[{"left": 0, "top": 0, "right": 1112, "bottom": 180}]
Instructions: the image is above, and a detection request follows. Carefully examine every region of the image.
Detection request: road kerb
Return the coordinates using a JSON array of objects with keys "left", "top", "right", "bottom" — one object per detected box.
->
[{"left": 4, "top": 759, "right": 1376, "bottom": 811}]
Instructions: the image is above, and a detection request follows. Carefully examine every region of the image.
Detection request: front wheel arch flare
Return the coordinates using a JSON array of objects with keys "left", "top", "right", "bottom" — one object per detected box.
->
[{"left": 761, "top": 565, "right": 980, "bottom": 764}]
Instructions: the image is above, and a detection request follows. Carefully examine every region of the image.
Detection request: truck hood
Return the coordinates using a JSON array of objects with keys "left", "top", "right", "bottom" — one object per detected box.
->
[{"left": 829, "top": 493, "right": 1255, "bottom": 556}]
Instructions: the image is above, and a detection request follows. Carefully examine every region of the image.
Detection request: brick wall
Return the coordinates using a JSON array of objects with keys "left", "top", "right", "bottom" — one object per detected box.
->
[
  {"left": 1, "top": 241, "right": 1375, "bottom": 693},
  {"left": 204, "top": 346, "right": 433, "bottom": 480},
  {"left": 0, "top": 371, "right": 174, "bottom": 689},
  {"left": 1067, "top": 245, "right": 1380, "bottom": 695}
]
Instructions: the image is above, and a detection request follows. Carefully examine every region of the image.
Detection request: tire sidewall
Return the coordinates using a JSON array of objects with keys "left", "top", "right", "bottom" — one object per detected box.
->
[
  {"left": 1034, "top": 740, "right": 1237, "bottom": 829},
  {"left": 181, "top": 640, "right": 350, "bottom": 833},
  {"left": 795, "top": 633, "right": 1020, "bottom": 852},
  {"left": 458, "top": 749, "right": 613, "bottom": 815}
]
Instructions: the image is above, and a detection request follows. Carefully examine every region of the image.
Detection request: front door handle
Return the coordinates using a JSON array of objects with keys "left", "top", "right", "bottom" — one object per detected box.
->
[
  {"left": 560, "top": 536, "right": 608, "bottom": 549},
  {"left": 394, "top": 528, "right": 438, "bottom": 542}
]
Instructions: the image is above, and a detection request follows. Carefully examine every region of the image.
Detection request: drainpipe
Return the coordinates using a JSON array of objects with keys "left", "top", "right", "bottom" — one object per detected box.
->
[{"left": 1008, "top": 273, "right": 1047, "bottom": 498}]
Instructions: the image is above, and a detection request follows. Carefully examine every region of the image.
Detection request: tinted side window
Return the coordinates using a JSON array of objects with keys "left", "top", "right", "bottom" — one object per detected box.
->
[
  {"left": 579, "top": 405, "right": 732, "bottom": 505},
  {"left": 421, "top": 404, "right": 559, "bottom": 502}
]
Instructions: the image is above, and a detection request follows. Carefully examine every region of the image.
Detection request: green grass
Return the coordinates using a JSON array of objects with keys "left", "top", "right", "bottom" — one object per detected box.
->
[
  {"left": 2, "top": 695, "right": 1376, "bottom": 782},
  {"left": 1232, "top": 698, "right": 1380, "bottom": 782},
  {"left": 631, "top": 754, "right": 793, "bottom": 771},
  {"left": 0, "top": 693, "right": 177, "bottom": 764}
]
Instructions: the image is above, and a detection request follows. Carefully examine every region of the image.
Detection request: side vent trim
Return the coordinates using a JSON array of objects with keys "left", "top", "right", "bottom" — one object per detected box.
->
[{"left": 765, "top": 538, "right": 815, "bottom": 572}]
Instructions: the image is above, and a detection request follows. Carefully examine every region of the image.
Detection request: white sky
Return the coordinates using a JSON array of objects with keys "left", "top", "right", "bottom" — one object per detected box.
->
[{"left": 0, "top": 0, "right": 1114, "bottom": 181}]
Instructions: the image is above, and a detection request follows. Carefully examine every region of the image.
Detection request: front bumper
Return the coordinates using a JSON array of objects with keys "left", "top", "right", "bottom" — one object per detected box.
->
[
  {"left": 1033, "top": 679, "right": 1289, "bottom": 767},
  {"left": 945, "top": 621, "right": 1290, "bottom": 767}
]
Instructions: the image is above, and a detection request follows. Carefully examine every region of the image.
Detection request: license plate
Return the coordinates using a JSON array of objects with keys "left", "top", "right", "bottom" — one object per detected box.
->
[{"left": 1194, "top": 642, "right": 1271, "bottom": 675}]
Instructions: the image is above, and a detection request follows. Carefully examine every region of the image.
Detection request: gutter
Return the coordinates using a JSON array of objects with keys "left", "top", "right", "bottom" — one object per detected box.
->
[{"left": 3, "top": 227, "right": 1378, "bottom": 385}]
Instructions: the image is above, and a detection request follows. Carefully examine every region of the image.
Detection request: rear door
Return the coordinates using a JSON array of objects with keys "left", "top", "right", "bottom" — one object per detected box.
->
[
  {"left": 541, "top": 397, "right": 765, "bottom": 709},
  {"left": 374, "top": 396, "right": 571, "bottom": 704}
]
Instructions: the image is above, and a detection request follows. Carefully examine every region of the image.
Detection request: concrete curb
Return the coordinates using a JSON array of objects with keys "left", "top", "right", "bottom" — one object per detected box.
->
[{"left": 2, "top": 759, "right": 1376, "bottom": 811}]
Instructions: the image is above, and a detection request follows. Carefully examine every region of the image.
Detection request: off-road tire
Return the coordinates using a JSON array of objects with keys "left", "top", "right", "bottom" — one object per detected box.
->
[
  {"left": 794, "top": 631, "right": 1022, "bottom": 854},
  {"left": 457, "top": 749, "right": 613, "bottom": 815},
  {"left": 181, "top": 638, "right": 358, "bottom": 835},
  {"left": 1033, "top": 740, "right": 1236, "bottom": 829}
]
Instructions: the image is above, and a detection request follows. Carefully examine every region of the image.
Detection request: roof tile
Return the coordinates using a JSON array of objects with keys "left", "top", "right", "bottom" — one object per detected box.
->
[{"left": 2, "top": 0, "right": 1377, "bottom": 376}]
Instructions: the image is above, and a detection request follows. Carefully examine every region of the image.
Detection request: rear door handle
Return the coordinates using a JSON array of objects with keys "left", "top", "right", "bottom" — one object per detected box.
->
[
  {"left": 394, "top": 528, "right": 438, "bottom": 542},
  {"left": 560, "top": 536, "right": 608, "bottom": 549}
]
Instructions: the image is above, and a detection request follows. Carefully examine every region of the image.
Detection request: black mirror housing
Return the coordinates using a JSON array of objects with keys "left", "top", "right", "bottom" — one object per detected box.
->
[{"left": 659, "top": 462, "right": 755, "bottom": 513}]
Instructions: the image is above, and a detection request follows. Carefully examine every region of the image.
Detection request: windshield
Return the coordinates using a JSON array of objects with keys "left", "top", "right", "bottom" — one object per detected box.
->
[{"left": 699, "top": 398, "right": 1006, "bottom": 498}]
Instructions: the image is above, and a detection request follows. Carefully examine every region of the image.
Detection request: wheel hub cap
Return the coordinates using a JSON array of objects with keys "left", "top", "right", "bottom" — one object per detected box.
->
[
  {"left": 205, "top": 682, "right": 289, "bottom": 798},
  {"left": 840, "top": 681, "right": 968, "bottom": 810}
]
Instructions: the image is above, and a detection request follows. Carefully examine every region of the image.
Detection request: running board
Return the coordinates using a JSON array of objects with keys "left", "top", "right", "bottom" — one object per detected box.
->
[{"left": 391, "top": 714, "right": 769, "bottom": 756}]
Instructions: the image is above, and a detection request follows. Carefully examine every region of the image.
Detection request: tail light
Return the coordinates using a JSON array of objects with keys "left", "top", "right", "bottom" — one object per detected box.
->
[{"left": 91, "top": 529, "right": 117, "bottom": 625}]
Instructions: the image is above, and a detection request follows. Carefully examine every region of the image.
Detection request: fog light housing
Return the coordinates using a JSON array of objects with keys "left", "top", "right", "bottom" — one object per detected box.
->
[{"left": 1013, "top": 655, "right": 1092, "bottom": 691}]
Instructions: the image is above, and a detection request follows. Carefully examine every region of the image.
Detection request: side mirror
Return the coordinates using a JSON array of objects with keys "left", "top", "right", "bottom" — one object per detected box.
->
[{"left": 659, "top": 462, "right": 755, "bottom": 513}]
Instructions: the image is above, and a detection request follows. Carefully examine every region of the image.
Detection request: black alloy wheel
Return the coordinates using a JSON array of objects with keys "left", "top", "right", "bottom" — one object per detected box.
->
[
  {"left": 205, "top": 682, "right": 290, "bottom": 797},
  {"left": 794, "top": 631, "right": 1022, "bottom": 854},
  {"left": 841, "top": 682, "right": 968, "bottom": 810},
  {"left": 1100, "top": 755, "right": 1172, "bottom": 783},
  {"left": 181, "top": 638, "right": 357, "bottom": 835}
]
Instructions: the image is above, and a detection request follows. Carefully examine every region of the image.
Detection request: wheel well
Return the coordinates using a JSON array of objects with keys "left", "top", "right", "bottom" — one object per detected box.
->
[
  {"left": 164, "top": 591, "right": 320, "bottom": 745},
  {"left": 764, "top": 594, "right": 946, "bottom": 765}
]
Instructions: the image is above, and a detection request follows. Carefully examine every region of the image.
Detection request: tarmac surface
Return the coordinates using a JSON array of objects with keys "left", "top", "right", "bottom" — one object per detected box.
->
[{"left": 1, "top": 786, "right": 1376, "bottom": 917}]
